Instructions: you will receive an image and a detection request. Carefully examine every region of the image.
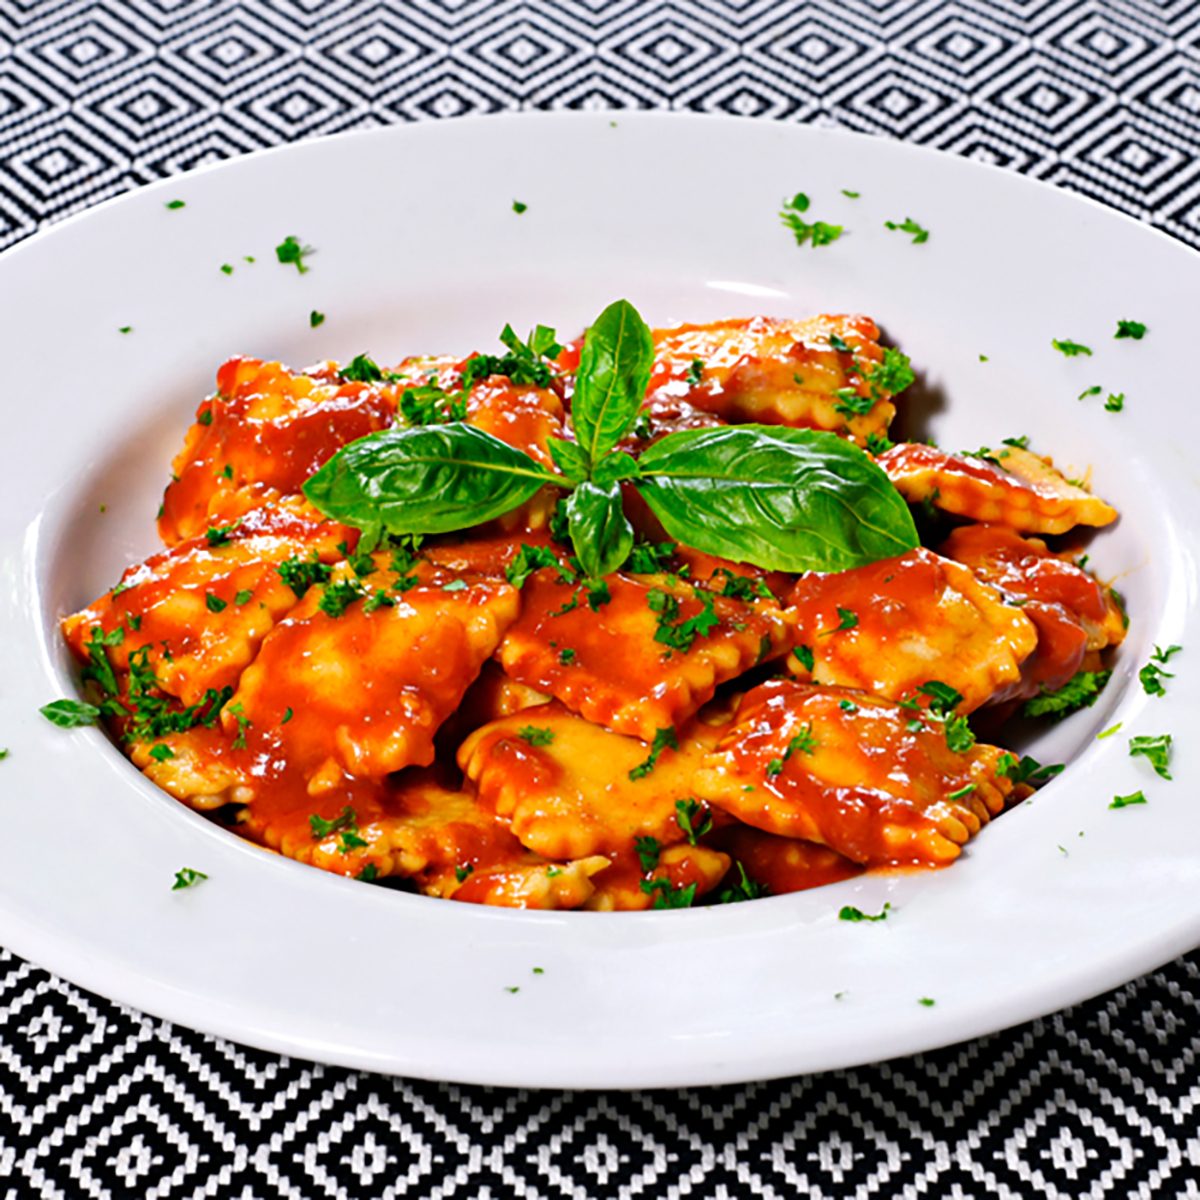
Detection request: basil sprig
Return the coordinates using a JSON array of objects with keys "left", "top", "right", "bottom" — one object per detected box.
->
[
  {"left": 636, "top": 425, "right": 918, "bottom": 572},
  {"left": 304, "top": 299, "right": 918, "bottom": 574}
]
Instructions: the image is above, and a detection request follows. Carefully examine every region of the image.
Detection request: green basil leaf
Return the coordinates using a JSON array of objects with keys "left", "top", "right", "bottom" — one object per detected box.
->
[
  {"left": 547, "top": 437, "right": 589, "bottom": 484},
  {"left": 635, "top": 425, "right": 918, "bottom": 572},
  {"left": 565, "top": 481, "right": 634, "bottom": 579},
  {"left": 571, "top": 299, "right": 654, "bottom": 467},
  {"left": 592, "top": 450, "right": 641, "bottom": 485},
  {"left": 304, "top": 423, "right": 562, "bottom": 539}
]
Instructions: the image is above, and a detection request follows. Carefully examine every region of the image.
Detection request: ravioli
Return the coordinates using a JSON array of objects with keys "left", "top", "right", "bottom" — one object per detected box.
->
[
  {"left": 643, "top": 314, "right": 899, "bottom": 443},
  {"left": 62, "top": 511, "right": 344, "bottom": 708},
  {"left": 458, "top": 701, "right": 730, "bottom": 860},
  {"left": 786, "top": 548, "right": 1038, "bottom": 713},
  {"left": 228, "top": 558, "right": 520, "bottom": 785},
  {"left": 496, "top": 570, "right": 794, "bottom": 741},
  {"left": 878, "top": 443, "right": 1117, "bottom": 535},
  {"left": 940, "top": 523, "right": 1127, "bottom": 700},
  {"left": 692, "top": 679, "right": 1014, "bottom": 865},
  {"left": 160, "top": 357, "right": 400, "bottom": 544}
]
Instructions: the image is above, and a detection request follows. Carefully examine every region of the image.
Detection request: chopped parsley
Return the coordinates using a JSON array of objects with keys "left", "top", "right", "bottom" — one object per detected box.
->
[
  {"left": 205, "top": 523, "right": 238, "bottom": 547},
  {"left": 884, "top": 217, "right": 929, "bottom": 244},
  {"left": 1078, "top": 385, "right": 1102, "bottom": 400},
  {"left": 1022, "top": 670, "right": 1111, "bottom": 720},
  {"left": 841, "top": 189, "right": 860, "bottom": 198},
  {"left": 1096, "top": 722, "right": 1122, "bottom": 740},
  {"left": 997, "top": 752, "right": 1064, "bottom": 786},
  {"left": 517, "top": 725, "right": 555, "bottom": 747},
  {"left": 1115, "top": 320, "right": 1147, "bottom": 340},
  {"left": 506, "top": 543, "right": 573, "bottom": 589},
  {"left": 442, "top": 579, "right": 468, "bottom": 593},
  {"left": 648, "top": 587, "right": 720, "bottom": 653},
  {"left": 40, "top": 699, "right": 101, "bottom": 728},
  {"left": 1052, "top": 338, "right": 1093, "bottom": 357},
  {"left": 839, "top": 903, "right": 890, "bottom": 922},
  {"left": 1140, "top": 643, "right": 1182, "bottom": 697},
  {"left": 165, "top": 199, "right": 185, "bottom": 210},
  {"left": 1110, "top": 790, "right": 1147, "bottom": 809},
  {"left": 205, "top": 593, "right": 227, "bottom": 613},
  {"left": 639, "top": 878, "right": 698, "bottom": 909},
  {"left": 234, "top": 589, "right": 253, "bottom": 606},
  {"left": 339, "top": 354, "right": 384, "bottom": 383},
  {"left": 278, "top": 553, "right": 333, "bottom": 598},
  {"left": 786, "top": 723, "right": 818, "bottom": 758},
  {"left": 943, "top": 715, "right": 976, "bottom": 754},
  {"left": 675, "top": 798, "right": 713, "bottom": 845},
  {"left": 717, "top": 861, "right": 769, "bottom": 903},
  {"left": 1104, "top": 392, "right": 1125, "bottom": 412},
  {"left": 779, "top": 192, "right": 844, "bottom": 248},
  {"left": 1002, "top": 435, "right": 1029, "bottom": 449},
  {"left": 918, "top": 997, "right": 936, "bottom": 1007},
  {"left": 626, "top": 540, "right": 677, "bottom": 574},
  {"left": 947, "top": 783, "right": 976, "bottom": 801},
  {"left": 793, "top": 644, "right": 815, "bottom": 672},
  {"left": 634, "top": 836, "right": 661, "bottom": 872},
  {"left": 309, "top": 805, "right": 367, "bottom": 853},
  {"left": 399, "top": 382, "right": 467, "bottom": 426},
  {"left": 586, "top": 580, "right": 612, "bottom": 610},
  {"left": 356, "top": 864, "right": 379, "bottom": 882},
  {"left": 839, "top": 699, "right": 858, "bottom": 713},
  {"left": 1129, "top": 733, "right": 1172, "bottom": 780},
  {"left": 512, "top": 200, "right": 527, "bottom": 214},
  {"left": 148, "top": 744, "right": 175, "bottom": 762},
  {"left": 455, "top": 863, "right": 475, "bottom": 883},
  {"left": 227, "top": 702, "right": 250, "bottom": 750},
  {"left": 118, "top": 325, "right": 132, "bottom": 334},
  {"left": 318, "top": 578, "right": 365, "bottom": 618},
  {"left": 917, "top": 681, "right": 962, "bottom": 715},
  {"left": 712, "top": 568, "right": 771, "bottom": 602},
  {"left": 832, "top": 607, "right": 858, "bottom": 633},
  {"left": 275, "top": 235, "right": 314, "bottom": 274},
  {"left": 461, "top": 323, "right": 562, "bottom": 390},
  {"left": 310, "top": 310, "right": 325, "bottom": 328},
  {"left": 558, "top": 647, "right": 576, "bottom": 665},
  {"left": 281, "top": 707, "right": 294, "bottom": 724},
  {"left": 629, "top": 727, "right": 678, "bottom": 781},
  {"left": 766, "top": 757, "right": 784, "bottom": 778},
  {"left": 865, "top": 431, "right": 894, "bottom": 455},
  {"left": 833, "top": 387, "right": 875, "bottom": 418},
  {"left": 685, "top": 358, "right": 705, "bottom": 386},
  {"left": 219, "top": 263, "right": 233, "bottom": 275},
  {"left": 171, "top": 867, "right": 208, "bottom": 890},
  {"left": 197, "top": 408, "right": 213, "bottom": 426}
]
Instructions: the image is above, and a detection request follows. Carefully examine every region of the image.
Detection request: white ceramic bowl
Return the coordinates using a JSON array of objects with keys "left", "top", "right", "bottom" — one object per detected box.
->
[{"left": 1, "top": 113, "right": 1196, "bottom": 1088}]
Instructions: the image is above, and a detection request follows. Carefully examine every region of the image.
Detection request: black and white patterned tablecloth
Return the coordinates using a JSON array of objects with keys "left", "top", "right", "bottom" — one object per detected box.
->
[{"left": 2, "top": 1, "right": 1199, "bottom": 1196}]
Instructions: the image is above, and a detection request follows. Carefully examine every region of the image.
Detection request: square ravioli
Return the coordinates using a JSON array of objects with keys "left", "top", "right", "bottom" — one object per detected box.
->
[
  {"left": 240, "top": 768, "right": 606, "bottom": 910},
  {"left": 495, "top": 570, "right": 794, "bottom": 741},
  {"left": 458, "top": 701, "right": 731, "bottom": 860},
  {"left": 61, "top": 510, "right": 346, "bottom": 709},
  {"left": 642, "top": 314, "right": 900, "bottom": 443},
  {"left": 227, "top": 558, "right": 520, "bottom": 784},
  {"left": 787, "top": 547, "right": 1038, "bottom": 713},
  {"left": 159, "top": 356, "right": 400, "bottom": 544},
  {"left": 878, "top": 442, "right": 1117, "bottom": 535},
  {"left": 940, "top": 523, "right": 1127, "bottom": 701},
  {"left": 692, "top": 679, "right": 1015, "bottom": 866}
]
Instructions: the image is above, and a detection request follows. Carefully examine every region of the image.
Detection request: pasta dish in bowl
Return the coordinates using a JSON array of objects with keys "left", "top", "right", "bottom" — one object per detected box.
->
[{"left": 48, "top": 301, "right": 1128, "bottom": 911}]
